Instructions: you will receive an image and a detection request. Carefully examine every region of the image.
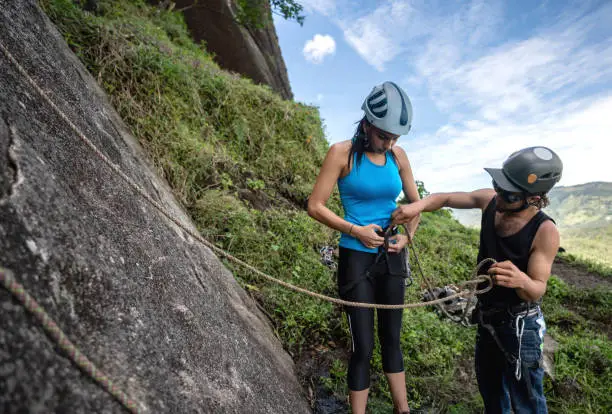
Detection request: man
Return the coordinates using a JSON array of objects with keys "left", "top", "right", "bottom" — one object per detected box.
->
[{"left": 392, "top": 146, "right": 563, "bottom": 413}]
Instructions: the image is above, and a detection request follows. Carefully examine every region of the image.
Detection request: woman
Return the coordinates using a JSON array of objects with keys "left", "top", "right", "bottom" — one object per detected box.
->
[{"left": 307, "top": 81, "right": 420, "bottom": 414}]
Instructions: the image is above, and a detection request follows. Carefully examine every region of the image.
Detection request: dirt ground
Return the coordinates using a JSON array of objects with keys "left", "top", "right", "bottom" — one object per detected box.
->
[{"left": 551, "top": 257, "right": 612, "bottom": 290}]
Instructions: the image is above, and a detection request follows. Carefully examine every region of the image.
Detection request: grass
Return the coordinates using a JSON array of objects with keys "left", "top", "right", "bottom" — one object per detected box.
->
[
  {"left": 542, "top": 276, "right": 612, "bottom": 413},
  {"left": 41, "top": 1, "right": 611, "bottom": 412},
  {"left": 558, "top": 225, "right": 612, "bottom": 274}
]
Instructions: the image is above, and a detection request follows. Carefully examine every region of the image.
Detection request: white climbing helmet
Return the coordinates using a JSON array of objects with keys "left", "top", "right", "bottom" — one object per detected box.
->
[{"left": 361, "top": 81, "right": 413, "bottom": 136}]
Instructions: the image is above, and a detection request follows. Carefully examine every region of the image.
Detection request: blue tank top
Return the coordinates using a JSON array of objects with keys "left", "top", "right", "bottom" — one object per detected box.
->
[{"left": 338, "top": 152, "right": 402, "bottom": 253}]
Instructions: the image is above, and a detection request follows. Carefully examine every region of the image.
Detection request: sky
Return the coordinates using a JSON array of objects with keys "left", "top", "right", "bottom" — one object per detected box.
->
[{"left": 274, "top": 0, "right": 612, "bottom": 193}]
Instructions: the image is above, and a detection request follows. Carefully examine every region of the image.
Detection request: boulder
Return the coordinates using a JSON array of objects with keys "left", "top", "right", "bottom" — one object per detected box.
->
[{"left": 0, "top": 1, "right": 309, "bottom": 412}]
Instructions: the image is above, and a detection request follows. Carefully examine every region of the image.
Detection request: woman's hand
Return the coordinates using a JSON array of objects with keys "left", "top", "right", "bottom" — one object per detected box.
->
[
  {"left": 386, "top": 234, "right": 408, "bottom": 253},
  {"left": 352, "top": 224, "right": 385, "bottom": 249}
]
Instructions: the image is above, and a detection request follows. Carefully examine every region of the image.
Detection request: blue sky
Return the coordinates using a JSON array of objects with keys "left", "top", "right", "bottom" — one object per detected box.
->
[{"left": 274, "top": 0, "right": 612, "bottom": 193}]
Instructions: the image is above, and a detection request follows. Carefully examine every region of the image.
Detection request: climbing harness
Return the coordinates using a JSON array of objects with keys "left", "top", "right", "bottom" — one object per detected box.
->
[
  {"left": 375, "top": 225, "right": 414, "bottom": 286},
  {"left": 476, "top": 303, "right": 541, "bottom": 398},
  {"left": 421, "top": 286, "right": 473, "bottom": 318},
  {"left": 338, "top": 225, "right": 413, "bottom": 297}
]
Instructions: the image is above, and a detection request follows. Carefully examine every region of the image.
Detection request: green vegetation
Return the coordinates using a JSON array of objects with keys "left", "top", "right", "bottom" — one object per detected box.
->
[
  {"left": 41, "top": 1, "right": 611, "bottom": 412},
  {"left": 547, "top": 182, "right": 612, "bottom": 269},
  {"left": 235, "top": 0, "right": 305, "bottom": 28},
  {"left": 541, "top": 276, "right": 612, "bottom": 412},
  {"left": 545, "top": 182, "right": 612, "bottom": 229},
  {"left": 558, "top": 226, "right": 612, "bottom": 274}
]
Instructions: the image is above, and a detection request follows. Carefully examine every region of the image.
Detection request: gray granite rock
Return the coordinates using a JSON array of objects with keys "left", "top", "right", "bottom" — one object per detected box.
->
[{"left": 0, "top": 1, "right": 310, "bottom": 412}]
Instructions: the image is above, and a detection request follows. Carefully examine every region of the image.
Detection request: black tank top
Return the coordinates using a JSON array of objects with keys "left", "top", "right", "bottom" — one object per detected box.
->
[{"left": 477, "top": 197, "right": 553, "bottom": 308}]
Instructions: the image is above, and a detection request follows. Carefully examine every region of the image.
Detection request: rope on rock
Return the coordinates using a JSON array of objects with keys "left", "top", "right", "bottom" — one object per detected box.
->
[{"left": 0, "top": 267, "right": 140, "bottom": 414}]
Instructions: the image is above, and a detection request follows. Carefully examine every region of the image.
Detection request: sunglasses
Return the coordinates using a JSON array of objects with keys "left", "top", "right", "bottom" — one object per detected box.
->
[{"left": 492, "top": 180, "right": 524, "bottom": 204}]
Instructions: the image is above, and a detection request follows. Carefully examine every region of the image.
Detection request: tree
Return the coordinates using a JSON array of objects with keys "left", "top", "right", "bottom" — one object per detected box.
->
[
  {"left": 236, "top": 0, "right": 305, "bottom": 28},
  {"left": 159, "top": 1, "right": 305, "bottom": 29},
  {"left": 398, "top": 180, "right": 430, "bottom": 204},
  {"left": 416, "top": 180, "right": 430, "bottom": 199}
]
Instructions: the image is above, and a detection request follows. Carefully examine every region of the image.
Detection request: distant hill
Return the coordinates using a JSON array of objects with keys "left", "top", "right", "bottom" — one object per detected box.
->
[
  {"left": 451, "top": 182, "right": 612, "bottom": 266},
  {"left": 544, "top": 181, "right": 612, "bottom": 229}
]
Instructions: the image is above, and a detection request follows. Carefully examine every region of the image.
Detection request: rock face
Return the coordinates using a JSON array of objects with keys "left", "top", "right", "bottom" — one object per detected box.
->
[
  {"left": 0, "top": 1, "right": 309, "bottom": 413},
  {"left": 168, "top": 0, "right": 294, "bottom": 100}
]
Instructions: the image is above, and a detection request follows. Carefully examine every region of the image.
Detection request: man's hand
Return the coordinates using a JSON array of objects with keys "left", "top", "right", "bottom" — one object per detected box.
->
[
  {"left": 391, "top": 203, "right": 422, "bottom": 225},
  {"left": 489, "top": 261, "right": 531, "bottom": 289}
]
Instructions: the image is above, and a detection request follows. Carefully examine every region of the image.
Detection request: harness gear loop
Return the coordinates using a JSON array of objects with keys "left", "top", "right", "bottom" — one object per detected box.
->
[{"left": 515, "top": 313, "right": 526, "bottom": 381}]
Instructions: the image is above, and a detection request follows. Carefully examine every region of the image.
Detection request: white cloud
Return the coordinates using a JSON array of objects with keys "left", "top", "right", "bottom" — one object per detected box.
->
[
  {"left": 415, "top": 1, "right": 612, "bottom": 117},
  {"left": 317, "top": 93, "right": 324, "bottom": 101},
  {"left": 421, "top": 32, "right": 612, "bottom": 121},
  {"left": 306, "top": 0, "right": 612, "bottom": 189},
  {"left": 405, "top": 95, "right": 612, "bottom": 193},
  {"left": 303, "top": 34, "right": 336, "bottom": 64},
  {"left": 340, "top": 0, "right": 430, "bottom": 72},
  {"left": 396, "top": 1, "right": 612, "bottom": 192}
]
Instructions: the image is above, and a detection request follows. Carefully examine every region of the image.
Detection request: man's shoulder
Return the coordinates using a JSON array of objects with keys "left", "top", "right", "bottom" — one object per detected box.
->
[
  {"left": 533, "top": 219, "right": 560, "bottom": 251},
  {"left": 536, "top": 218, "right": 559, "bottom": 236}
]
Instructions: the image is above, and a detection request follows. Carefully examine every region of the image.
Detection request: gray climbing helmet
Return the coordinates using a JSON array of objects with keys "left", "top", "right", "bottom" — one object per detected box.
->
[
  {"left": 362, "top": 81, "right": 413, "bottom": 136},
  {"left": 485, "top": 146, "right": 563, "bottom": 194}
]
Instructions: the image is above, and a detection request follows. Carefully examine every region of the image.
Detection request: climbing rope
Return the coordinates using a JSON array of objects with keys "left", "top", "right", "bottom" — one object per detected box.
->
[
  {"left": 408, "top": 233, "right": 494, "bottom": 325},
  {"left": 0, "top": 40, "right": 493, "bottom": 310},
  {"left": 0, "top": 37, "right": 493, "bottom": 412},
  {"left": 0, "top": 267, "right": 140, "bottom": 414}
]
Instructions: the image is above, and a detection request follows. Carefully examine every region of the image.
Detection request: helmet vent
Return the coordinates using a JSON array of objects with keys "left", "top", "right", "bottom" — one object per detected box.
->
[
  {"left": 540, "top": 172, "right": 561, "bottom": 180},
  {"left": 368, "top": 91, "right": 388, "bottom": 118},
  {"left": 388, "top": 82, "right": 409, "bottom": 126}
]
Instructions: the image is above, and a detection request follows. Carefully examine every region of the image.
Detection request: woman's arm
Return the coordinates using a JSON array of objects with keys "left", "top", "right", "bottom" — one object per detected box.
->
[
  {"left": 307, "top": 142, "right": 353, "bottom": 234},
  {"left": 307, "top": 142, "right": 385, "bottom": 249}
]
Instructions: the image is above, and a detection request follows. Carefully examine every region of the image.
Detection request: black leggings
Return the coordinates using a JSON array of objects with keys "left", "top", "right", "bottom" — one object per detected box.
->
[{"left": 337, "top": 247, "right": 406, "bottom": 391}]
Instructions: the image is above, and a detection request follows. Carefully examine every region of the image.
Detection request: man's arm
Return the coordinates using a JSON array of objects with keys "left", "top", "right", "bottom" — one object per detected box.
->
[
  {"left": 489, "top": 220, "right": 560, "bottom": 302},
  {"left": 392, "top": 189, "right": 494, "bottom": 224}
]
